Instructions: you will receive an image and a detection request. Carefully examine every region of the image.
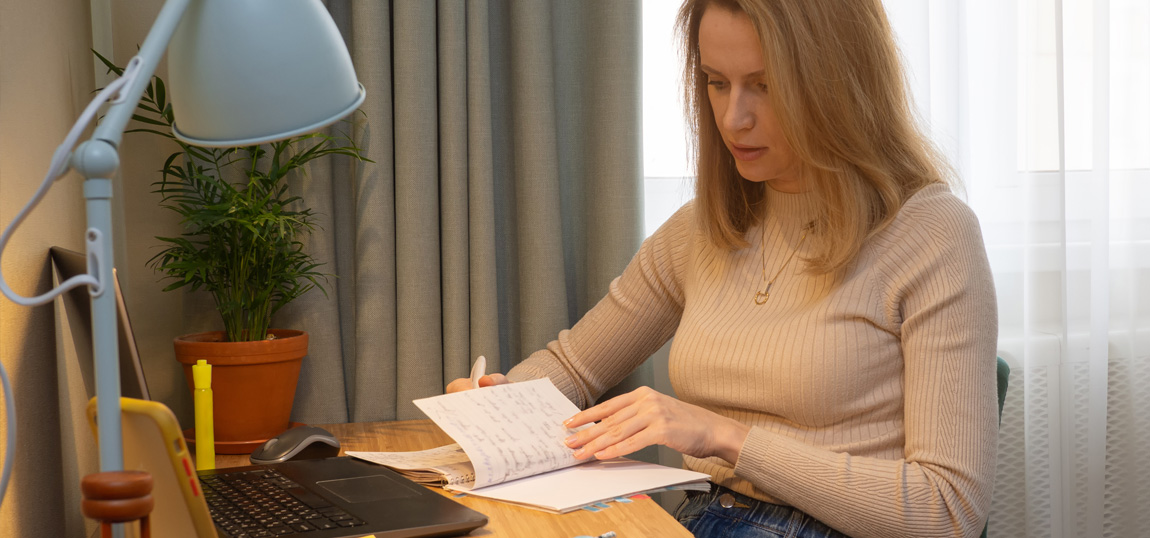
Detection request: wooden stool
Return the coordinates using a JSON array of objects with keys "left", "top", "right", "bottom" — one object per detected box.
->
[{"left": 81, "top": 471, "right": 153, "bottom": 538}]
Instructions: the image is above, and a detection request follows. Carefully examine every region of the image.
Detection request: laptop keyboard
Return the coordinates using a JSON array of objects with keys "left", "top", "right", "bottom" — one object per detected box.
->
[{"left": 201, "top": 469, "right": 367, "bottom": 537}]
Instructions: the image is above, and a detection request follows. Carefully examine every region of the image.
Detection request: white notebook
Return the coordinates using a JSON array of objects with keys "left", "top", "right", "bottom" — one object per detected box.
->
[{"left": 348, "top": 379, "right": 710, "bottom": 513}]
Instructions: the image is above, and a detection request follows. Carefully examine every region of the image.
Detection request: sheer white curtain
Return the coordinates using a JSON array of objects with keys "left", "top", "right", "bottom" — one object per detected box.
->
[
  {"left": 885, "top": 1, "right": 1150, "bottom": 536},
  {"left": 642, "top": 0, "right": 1150, "bottom": 536}
]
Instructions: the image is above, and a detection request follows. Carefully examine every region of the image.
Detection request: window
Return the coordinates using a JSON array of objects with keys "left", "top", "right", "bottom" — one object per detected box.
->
[{"left": 641, "top": 0, "right": 693, "bottom": 237}]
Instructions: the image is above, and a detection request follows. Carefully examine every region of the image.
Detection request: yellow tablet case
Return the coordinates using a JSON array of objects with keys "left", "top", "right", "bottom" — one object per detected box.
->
[{"left": 87, "top": 397, "right": 218, "bottom": 538}]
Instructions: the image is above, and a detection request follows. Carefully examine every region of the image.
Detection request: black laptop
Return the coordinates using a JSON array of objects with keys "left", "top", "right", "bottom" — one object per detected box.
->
[{"left": 198, "top": 458, "right": 486, "bottom": 538}]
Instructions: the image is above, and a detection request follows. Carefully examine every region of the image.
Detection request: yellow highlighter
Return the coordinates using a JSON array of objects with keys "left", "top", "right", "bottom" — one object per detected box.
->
[{"left": 192, "top": 359, "right": 215, "bottom": 470}]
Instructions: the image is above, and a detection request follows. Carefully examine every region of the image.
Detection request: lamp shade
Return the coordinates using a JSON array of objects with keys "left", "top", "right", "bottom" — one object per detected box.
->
[{"left": 167, "top": 0, "right": 365, "bottom": 147}]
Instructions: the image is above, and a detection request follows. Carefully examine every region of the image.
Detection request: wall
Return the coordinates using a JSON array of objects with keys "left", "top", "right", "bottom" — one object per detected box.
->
[{"left": 0, "top": 0, "right": 98, "bottom": 535}]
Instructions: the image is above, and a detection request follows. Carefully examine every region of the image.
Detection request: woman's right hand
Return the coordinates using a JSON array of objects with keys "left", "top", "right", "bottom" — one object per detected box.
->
[{"left": 445, "top": 373, "right": 509, "bottom": 393}]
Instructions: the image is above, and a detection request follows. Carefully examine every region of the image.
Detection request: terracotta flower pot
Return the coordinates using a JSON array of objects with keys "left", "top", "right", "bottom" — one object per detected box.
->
[{"left": 174, "top": 329, "right": 307, "bottom": 454}]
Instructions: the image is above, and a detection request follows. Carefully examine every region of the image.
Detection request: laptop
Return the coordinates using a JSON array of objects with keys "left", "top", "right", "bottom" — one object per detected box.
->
[
  {"left": 61, "top": 246, "right": 487, "bottom": 537},
  {"left": 197, "top": 458, "right": 487, "bottom": 538}
]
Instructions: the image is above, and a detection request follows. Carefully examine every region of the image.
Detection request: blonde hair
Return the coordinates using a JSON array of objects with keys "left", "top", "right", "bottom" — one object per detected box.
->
[{"left": 676, "top": 0, "right": 953, "bottom": 274}]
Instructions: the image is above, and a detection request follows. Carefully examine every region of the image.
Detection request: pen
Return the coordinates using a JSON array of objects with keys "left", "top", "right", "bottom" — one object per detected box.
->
[
  {"left": 572, "top": 532, "right": 616, "bottom": 538},
  {"left": 469, "top": 355, "right": 487, "bottom": 389}
]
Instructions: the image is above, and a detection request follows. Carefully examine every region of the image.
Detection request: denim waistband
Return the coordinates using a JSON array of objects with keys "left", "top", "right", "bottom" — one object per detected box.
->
[{"left": 675, "top": 483, "right": 850, "bottom": 538}]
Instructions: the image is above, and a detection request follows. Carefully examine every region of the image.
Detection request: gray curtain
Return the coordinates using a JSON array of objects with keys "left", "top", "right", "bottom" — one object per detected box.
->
[{"left": 276, "top": 0, "right": 647, "bottom": 423}]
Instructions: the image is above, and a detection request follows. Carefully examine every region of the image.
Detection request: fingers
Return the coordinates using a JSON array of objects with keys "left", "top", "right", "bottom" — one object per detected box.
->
[
  {"left": 564, "top": 388, "right": 665, "bottom": 460},
  {"left": 447, "top": 373, "right": 509, "bottom": 393},
  {"left": 569, "top": 410, "right": 651, "bottom": 460},
  {"left": 561, "top": 388, "right": 726, "bottom": 461},
  {"left": 564, "top": 389, "right": 643, "bottom": 428},
  {"left": 582, "top": 430, "right": 651, "bottom": 461},
  {"left": 479, "top": 373, "right": 508, "bottom": 387},
  {"left": 564, "top": 401, "right": 640, "bottom": 449},
  {"left": 445, "top": 378, "right": 474, "bottom": 393}
]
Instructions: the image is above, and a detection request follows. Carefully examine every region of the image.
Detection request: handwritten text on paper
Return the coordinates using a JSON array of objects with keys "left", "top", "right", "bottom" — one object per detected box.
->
[{"left": 413, "top": 379, "right": 588, "bottom": 489}]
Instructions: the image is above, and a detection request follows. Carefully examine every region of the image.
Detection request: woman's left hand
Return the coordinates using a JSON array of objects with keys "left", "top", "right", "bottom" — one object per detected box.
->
[{"left": 563, "top": 386, "right": 751, "bottom": 465}]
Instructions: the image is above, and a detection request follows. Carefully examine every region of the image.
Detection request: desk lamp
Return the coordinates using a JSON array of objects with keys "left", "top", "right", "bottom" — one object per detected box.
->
[{"left": 0, "top": 0, "right": 365, "bottom": 526}]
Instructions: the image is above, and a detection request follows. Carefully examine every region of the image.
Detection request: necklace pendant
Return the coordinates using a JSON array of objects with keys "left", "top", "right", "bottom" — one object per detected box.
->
[{"left": 753, "top": 291, "right": 769, "bottom": 305}]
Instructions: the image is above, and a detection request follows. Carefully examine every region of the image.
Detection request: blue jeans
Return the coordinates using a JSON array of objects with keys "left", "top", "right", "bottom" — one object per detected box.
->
[{"left": 674, "top": 484, "right": 851, "bottom": 538}]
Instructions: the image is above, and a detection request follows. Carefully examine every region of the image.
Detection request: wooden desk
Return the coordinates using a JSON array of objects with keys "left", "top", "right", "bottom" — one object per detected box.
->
[{"left": 214, "top": 420, "right": 692, "bottom": 538}]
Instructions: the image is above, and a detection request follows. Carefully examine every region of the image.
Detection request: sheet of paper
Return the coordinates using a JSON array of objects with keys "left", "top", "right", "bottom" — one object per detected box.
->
[
  {"left": 345, "top": 443, "right": 476, "bottom": 485},
  {"left": 448, "top": 458, "right": 711, "bottom": 513},
  {"left": 413, "top": 378, "right": 587, "bottom": 489}
]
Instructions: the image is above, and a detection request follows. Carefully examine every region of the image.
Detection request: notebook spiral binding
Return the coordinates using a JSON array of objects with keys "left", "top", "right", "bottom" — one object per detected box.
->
[{"left": 447, "top": 473, "right": 476, "bottom": 487}]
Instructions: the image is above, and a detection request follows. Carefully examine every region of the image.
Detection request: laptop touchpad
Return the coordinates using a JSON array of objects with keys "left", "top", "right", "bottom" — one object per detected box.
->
[{"left": 317, "top": 474, "right": 423, "bottom": 504}]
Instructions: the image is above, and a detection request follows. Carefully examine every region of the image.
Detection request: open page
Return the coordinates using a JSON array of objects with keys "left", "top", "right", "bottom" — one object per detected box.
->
[{"left": 412, "top": 378, "right": 589, "bottom": 489}]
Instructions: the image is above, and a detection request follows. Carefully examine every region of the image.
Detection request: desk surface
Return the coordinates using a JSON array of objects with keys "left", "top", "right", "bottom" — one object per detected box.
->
[{"left": 214, "top": 420, "right": 692, "bottom": 538}]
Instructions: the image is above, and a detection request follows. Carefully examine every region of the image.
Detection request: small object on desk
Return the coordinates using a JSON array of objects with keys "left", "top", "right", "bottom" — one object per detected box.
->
[
  {"left": 81, "top": 470, "right": 155, "bottom": 538},
  {"left": 572, "top": 532, "right": 616, "bottom": 538},
  {"left": 249, "top": 424, "right": 340, "bottom": 464},
  {"left": 470, "top": 355, "right": 487, "bottom": 389},
  {"left": 192, "top": 359, "right": 214, "bottom": 470}
]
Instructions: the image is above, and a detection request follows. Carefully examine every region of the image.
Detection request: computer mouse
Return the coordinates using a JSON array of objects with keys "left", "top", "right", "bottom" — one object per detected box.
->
[{"left": 250, "top": 425, "right": 341, "bottom": 465}]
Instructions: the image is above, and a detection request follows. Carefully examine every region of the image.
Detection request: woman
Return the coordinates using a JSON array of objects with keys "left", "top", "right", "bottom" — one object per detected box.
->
[{"left": 448, "top": 1, "right": 998, "bottom": 536}]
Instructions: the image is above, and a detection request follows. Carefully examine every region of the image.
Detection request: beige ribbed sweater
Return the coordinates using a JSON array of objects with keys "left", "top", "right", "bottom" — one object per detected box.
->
[{"left": 506, "top": 183, "right": 998, "bottom": 538}]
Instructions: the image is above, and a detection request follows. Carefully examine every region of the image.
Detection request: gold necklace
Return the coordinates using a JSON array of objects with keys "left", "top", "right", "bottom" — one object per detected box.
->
[{"left": 753, "top": 228, "right": 807, "bottom": 305}]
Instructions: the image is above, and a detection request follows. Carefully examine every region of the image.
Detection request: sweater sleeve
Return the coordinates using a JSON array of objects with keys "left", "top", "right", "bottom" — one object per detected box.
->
[
  {"left": 733, "top": 194, "right": 999, "bottom": 538},
  {"left": 505, "top": 203, "right": 694, "bottom": 409}
]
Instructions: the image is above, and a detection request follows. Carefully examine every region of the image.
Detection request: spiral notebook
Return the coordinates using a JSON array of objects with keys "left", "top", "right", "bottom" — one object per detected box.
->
[
  {"left": 349, "top": 443, "right": 477, "bottom": 486},
  {"left": 347, "top": 379, "right": 710, "bottom": 513}
]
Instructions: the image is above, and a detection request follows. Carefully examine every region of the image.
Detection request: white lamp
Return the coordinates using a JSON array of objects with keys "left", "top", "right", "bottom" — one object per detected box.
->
[
  {"left": 0, "top": 0, "right": 364, "bottom": 520},
  {"left": 168, "top": 0, "right": 365, "bottom": 147}
]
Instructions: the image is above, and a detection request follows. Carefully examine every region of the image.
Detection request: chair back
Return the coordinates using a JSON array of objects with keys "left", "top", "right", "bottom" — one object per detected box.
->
[
  {"left": 995, "top": 357, "right": 1010, "bottom": 423},
  {"left": 981, "top": 357, "right": 1011, "bottom": 538}
]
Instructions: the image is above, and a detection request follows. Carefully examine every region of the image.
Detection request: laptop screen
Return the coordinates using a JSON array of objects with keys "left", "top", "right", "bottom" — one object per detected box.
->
[{"left": 50, "top": 246, "right": 150, "bottom": 400}]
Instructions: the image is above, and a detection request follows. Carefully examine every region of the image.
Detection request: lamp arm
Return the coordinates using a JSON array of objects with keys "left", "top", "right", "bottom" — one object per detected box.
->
[
  {"left": 89, "top": 0, "right": 193, "bottom": 148},
  {"left": 64, "top": 2, "right": 196, "bottom": 501},
  {"left": 0, "top": 2, "right": 194, "bottom": 526}
]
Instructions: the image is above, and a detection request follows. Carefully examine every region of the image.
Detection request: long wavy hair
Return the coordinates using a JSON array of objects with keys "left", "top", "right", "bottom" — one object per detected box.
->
[{"left": 676, "top": 0, "right": 954, "bottom": 274}]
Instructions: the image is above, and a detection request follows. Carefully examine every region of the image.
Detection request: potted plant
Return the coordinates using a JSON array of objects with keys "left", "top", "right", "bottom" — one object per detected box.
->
[{"left": 97, "top": 52, "right": 369, "bottom": 453}]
